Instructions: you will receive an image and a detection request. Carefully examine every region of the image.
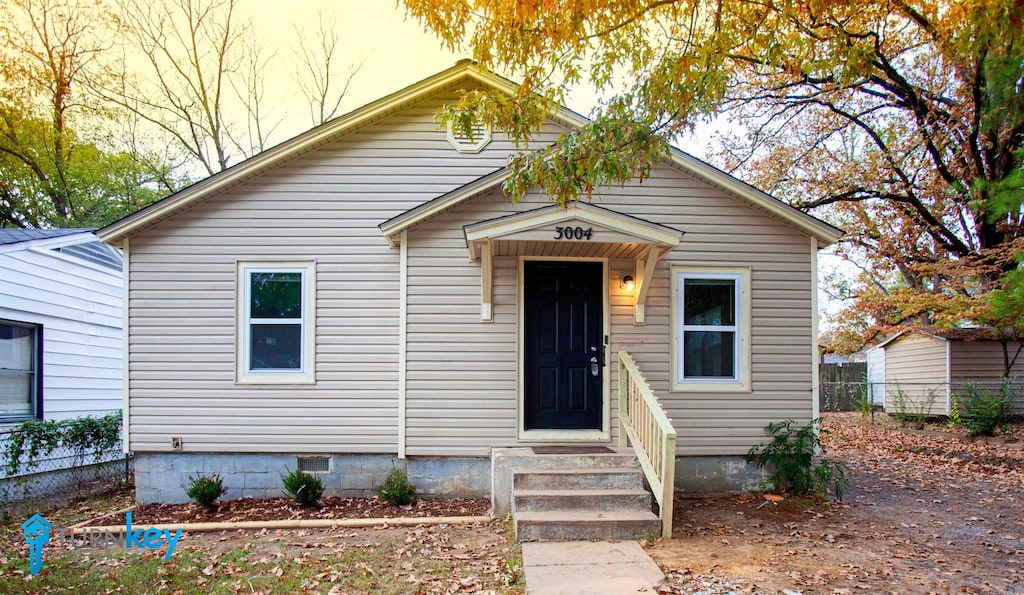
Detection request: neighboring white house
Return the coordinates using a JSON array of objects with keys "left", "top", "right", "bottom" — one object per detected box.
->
[
  {"left": 0, "top": 229, "right": 123, "bottom": 424},
  {"left": 97, "top": 62, "right": 842, "bottom": 505},
  {"left": 865, "top": 344, "right": 886, "bottom": 407}
]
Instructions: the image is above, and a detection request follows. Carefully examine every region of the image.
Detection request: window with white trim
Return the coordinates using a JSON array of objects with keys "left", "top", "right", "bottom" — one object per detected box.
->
[
  {"left": 672, "top": 267, "right": 750, "bottom": 392},
  {"left": 0, "top": 320, "right": 41, "bottom": 421},
  {"left": 236, "top": 261, "right": 315, "bottom": 384}
]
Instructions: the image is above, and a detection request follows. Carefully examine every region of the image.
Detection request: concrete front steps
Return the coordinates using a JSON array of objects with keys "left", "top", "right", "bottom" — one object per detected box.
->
[{"left": 501, "top": 448, "right": 662, "bottom": 542}]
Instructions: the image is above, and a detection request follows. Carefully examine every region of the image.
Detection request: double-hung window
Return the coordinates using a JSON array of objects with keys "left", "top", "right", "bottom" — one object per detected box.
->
[
  {"left": 672, "top": 267, "right": 750, "bottom": 392},
  {"left": 0, "top": 320, "right": 41, "bottom": 420},
  {"left": 236, "top": 261, "right": 316, "bottom": 384}
]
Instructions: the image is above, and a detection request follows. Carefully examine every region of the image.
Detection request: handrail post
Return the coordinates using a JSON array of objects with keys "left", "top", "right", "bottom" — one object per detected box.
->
[
  {"left": 617, "top": 350, "right": 677, "bottom": 539},
  {"left": 660, "top": 432, "right": 676, "bottom": 538},
  {"left": 618, "top": 356, "right": 628, "bottom": 448}
]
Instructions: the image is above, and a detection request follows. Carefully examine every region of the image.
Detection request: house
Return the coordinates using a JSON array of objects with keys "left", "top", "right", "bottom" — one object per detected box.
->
[
  {"left": 96, "top": 62, "right": 842, "bottom": 515},
  {"left": 865, "top": 343, "right": 886, "bottom": 407},
  {"left": 1, "top": 229, "right": 123, "bottom": 424},
  {"left": 871, "top": 328, "right": 1024, "bottom": 416}
]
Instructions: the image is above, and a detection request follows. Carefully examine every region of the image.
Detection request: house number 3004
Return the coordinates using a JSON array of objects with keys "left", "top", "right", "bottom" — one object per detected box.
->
[{"left": 553, "top": 226, "right": 593, "bottom": 240}]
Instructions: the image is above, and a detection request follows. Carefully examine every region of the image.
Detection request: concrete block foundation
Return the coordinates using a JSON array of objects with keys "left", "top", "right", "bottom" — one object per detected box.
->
[
  {"left": 134, "top": 452, "right": 765, "bottom": 505},
  {"left": 134, "top": 453, "right": 491, "bottom": 504},
  {"left": 673, "top": 456, "right": 766, "bottom": 494}
]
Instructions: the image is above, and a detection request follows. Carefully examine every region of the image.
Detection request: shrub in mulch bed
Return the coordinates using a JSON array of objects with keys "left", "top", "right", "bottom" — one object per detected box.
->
[{"left": 130, "top": 496, "right": 490, "bottom": 525}]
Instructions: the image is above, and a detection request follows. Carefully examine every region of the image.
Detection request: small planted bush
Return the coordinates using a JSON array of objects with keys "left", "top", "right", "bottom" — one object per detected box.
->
[
  {"left": 747, "top": 418, "right": 848, "bottom": 500},
  {"left": 952, "top": 384, "right": 1007, "bottom": 437},
  {"left": 281, "top": 468, "right": 324, "bottom": 507},
  {"left": 378, "top": 467, "right": 415, "bottom": 506},
  {"left": 185, "top": 474, "right": 227, "bottom": 508}
]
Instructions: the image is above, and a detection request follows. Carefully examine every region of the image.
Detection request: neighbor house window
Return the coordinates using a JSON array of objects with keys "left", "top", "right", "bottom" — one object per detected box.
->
[
  {"left": 0, "top": 321, "right": 41, "bottom": 420},
  {"left": 236, "top": 261, "right": 316, "bottom": 384},
  {"left": 672, "top": 267, "right": 750, "bottom": 392}
]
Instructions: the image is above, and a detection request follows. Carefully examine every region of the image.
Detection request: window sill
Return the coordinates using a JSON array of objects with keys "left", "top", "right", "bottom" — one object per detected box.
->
[
  {"left": 671, "top": 381, "right": 750, "bottom": 393},
  {"left": 235, "top": 374, "right": 316, "bottom": 386}
]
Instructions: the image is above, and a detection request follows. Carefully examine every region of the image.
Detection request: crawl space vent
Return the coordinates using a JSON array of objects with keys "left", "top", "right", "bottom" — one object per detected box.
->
[
  {"left": 446, "top": 121, "right": 491, "bottom": 153},
  {"left": 297, "top": 456, "right": 330, "bottom": 473}
]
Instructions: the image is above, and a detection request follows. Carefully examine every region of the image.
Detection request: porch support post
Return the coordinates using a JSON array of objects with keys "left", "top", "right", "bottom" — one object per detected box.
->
[
  {"left": 633, "top": 246, "right": 662, "bottom": 325},
  {"left": 480, "top": 241, "right": 493, "bottom": 321}
]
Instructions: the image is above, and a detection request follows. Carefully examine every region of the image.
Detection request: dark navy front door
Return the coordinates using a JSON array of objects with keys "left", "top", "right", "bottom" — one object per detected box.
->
[{"left": 523, "top": 261, "right": 603, "bottom": 430}]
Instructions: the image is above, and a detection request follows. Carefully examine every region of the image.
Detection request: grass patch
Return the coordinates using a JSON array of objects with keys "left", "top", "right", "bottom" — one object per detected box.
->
[{"left": 2, "top": 523, "right": 523, "bottom": 593}]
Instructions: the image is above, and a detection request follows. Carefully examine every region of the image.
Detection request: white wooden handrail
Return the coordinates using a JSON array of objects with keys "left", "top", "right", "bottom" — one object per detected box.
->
[{"left": 618, "top": 350, "right": 677, "bottom": 538}]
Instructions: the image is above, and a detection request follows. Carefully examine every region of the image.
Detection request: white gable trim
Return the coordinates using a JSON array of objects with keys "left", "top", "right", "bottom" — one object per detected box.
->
[
  {"left": 463, "top": 203, "right": 684, "bottom": 323},
  {"left": 99, "top": 59, "right": 842, "bottom": 248},
  {"left": 0, "top": 232, "right": 98, "bottom": 254},
  {"left": 380, "top": 158, "right": 842, "bottom": 248},
  {"left": 98, "top": 62, "right": 560, "bottom": 246},
  {"left": 463, "top": 202, "right": 683, "bottom": 260},
  {"left": 380, "top": 168, "right": 511, "bottom": 246}
]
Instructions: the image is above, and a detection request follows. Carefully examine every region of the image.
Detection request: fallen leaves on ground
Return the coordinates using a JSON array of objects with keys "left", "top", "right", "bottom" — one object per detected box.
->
[
  {"left": 650, "top": 413, "right": 1024, "bottom": 595},
  {"left": 131, "top": 496, "right": 490, "bottom": 525}
]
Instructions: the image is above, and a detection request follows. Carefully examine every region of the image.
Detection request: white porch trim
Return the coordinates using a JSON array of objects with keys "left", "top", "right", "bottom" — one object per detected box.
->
[
  {"left": 465, "top": 203, "right": 683, "bottom": 324},
  {"left": 516, "top": 256, "right": 611, "bottom": 442}
]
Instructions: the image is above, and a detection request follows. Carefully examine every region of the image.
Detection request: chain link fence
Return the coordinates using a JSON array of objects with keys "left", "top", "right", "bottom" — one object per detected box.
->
[
  {"left": 0, "top": 421, "right": 132, "bottom": 517},
  {"left": 820, "top": 379, "right": 1024, "bottom": 420}
]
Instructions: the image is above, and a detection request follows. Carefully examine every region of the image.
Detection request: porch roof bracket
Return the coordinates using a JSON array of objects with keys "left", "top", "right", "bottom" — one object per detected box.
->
[
  {"left": 634, "top": 246, "right": 664, "bottom": 325},
  {"left": 480, "top": 240, "right": 493, "bottom": 321}
]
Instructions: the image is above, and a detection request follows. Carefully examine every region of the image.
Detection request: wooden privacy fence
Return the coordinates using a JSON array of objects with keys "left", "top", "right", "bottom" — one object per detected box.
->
[
  {"left": 618, "top": 350, "right": 676, "bottom": 538},
  {"left": 819, "top": 362, "right": 867, "bottom": 411}
]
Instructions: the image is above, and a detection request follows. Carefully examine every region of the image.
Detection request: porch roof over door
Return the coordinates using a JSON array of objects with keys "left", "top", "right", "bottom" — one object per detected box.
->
[{"left": 463, "top": 203, "right": 684, "bottom": 323}]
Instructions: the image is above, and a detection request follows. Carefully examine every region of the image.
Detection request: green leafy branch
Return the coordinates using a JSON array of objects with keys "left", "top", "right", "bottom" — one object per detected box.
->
[{"left": 2, "top": 411, "right": 122, "bottom": 476}]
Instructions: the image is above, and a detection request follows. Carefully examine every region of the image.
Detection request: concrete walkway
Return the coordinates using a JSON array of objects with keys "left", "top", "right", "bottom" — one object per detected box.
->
[{"left": 522, "top": 541, "right": 664, "bottom": 594}]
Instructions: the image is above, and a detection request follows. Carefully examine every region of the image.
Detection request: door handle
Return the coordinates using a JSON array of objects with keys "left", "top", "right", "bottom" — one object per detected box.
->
[{"left": 590, "top": 356, "right": 600, "bottom": 377}]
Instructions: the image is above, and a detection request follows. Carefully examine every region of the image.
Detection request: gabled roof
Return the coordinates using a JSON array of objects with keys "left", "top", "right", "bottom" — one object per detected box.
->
[
  {"left": 97, "top": 61, "right": 572, "bottom": 246},
  {"left": 0, "top": 228, "right": 93, "bottom": 246},
  {"left": 0, "top": 227, "right": 121, "bottom": 272},
  {"left": 462, "top": 202, "right": 684, "bottom": 259},
  {"left": 379, "top": 158, "right": 842, "bottom": 249},
  {"left": 0, "top": 228, "right": 122, "bottom": 271},
  {"left": 98, "top": 60, "right": 843, "bottom": 247},
  {"left": 873, "top": 327, "right": 1003, "bottom": 349}
]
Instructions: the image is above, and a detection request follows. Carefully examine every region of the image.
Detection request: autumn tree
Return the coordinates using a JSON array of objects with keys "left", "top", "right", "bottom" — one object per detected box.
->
[
  {"left": 0, "top": 0, "right": 169, "bottom": 227},
  {"left": 402, "top": 0, "right": 1024, "bottom": 350}
]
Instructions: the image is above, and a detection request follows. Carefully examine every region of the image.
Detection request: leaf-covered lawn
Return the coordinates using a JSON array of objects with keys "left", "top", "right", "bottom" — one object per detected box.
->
[
  {"left": 0, "top": 490, "right": 523, "bottom": 594},
  {"left": 649, "top": 414, "right": 1024, "bottom": 594}
]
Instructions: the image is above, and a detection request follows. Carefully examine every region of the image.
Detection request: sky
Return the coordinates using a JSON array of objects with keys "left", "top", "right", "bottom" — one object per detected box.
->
[{"left": 238, "top": 0, "right": 716, "bottom": 157}]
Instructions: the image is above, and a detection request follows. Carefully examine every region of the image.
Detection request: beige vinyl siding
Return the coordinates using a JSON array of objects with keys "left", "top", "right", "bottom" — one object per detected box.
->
[
  {"left": 883, "top": 334, "right": 949, "bottom": 415},
  {"left": 405, "top": 163, "right": 815, "bottom": 457},
  {"left": 949, "top": 340, "right": 1024, "bottom": 380},
  {"left": 126, "top": 87, "right": 568, "bottom": 453}
]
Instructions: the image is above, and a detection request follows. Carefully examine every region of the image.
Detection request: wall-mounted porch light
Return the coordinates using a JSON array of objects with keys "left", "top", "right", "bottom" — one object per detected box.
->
[{"left": 620, "top": 275, "right": 635, "bottom": 291}]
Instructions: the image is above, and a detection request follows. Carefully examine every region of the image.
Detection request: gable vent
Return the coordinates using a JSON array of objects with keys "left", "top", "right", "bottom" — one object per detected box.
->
[
  {"left": 297, "top": 456, "right": 330, "bottom": 473},
  {"left": 446, "top": 121, "right": 492, "bottom": 153}
]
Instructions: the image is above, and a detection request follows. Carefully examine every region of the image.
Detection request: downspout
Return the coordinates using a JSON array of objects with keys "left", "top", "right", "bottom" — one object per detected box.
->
[
  {"left": 945, "top": 339, "right": 952, "bottom": 413},
  {"left": 398, "top": 230, "right": 408, "bottom": 459},
  {"left": 811, "top": 237, "right": 820, "bottom": 423},
  {"left": 121, "top": 237, "right": 130, "bottom": 454}
]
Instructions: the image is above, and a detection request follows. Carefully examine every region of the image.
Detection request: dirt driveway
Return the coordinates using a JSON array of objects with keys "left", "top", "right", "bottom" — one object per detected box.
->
[{"left": 648, "top": 414, "right": 1024, "bottom": 594}]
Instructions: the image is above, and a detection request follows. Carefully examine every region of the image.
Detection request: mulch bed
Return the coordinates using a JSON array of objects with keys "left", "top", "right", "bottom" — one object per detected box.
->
[{"left": 126, "top": 496, "right": 491, "bottom": 526}]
